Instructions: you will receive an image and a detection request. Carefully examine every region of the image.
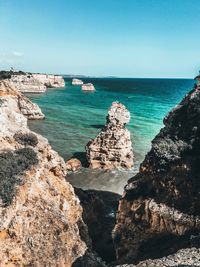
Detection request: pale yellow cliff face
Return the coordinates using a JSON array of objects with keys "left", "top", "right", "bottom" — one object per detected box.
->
[
  {"left": 0, "top": 80, "right": 45, "bottom": 120},
  {"left": 10, "top": 73, "right": 65, "bottom": 93},
  {"left": 0, "top": 80, "right": 87, "bottom": 266}
]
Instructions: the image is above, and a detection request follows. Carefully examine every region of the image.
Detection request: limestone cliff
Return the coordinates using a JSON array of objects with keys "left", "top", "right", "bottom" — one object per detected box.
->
[
  {"left": 32, "top": 73, "right": 65, "bottom": 88},
  {"left": 86, "top": 102, "right": 134, "bottom": 169},
  {"left": 10, "top": 73, "right": 65, "bottom": 93},
  {"left": 11, "top": 74, "right": 46, "bottom": 93},
  {"left": 0, "top": 80, "right": 87, "bottom": 266},
  {"left": 0, "top": 79, "right": 45, "bottom": 120},
  {"left": 113, "top": 84, "right": 200, "bottom": 264}
]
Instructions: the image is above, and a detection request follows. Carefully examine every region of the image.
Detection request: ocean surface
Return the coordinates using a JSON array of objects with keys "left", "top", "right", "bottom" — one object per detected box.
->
[{"left": 28, "top": 77, "right": 194, "bottom": 193}]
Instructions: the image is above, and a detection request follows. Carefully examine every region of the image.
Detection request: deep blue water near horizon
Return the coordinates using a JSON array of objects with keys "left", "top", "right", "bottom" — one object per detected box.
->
[{"left": 28, "top": 77, "right": 194, "bottom": 193}]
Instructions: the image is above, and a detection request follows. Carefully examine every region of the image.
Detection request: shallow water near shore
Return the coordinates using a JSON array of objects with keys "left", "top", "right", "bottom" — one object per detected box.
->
[{"left": 28, "top": 77, "right": 194, "bottom": 193}]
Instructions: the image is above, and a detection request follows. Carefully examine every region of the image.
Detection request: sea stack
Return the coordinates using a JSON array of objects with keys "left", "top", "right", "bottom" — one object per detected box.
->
[
  {"left": 82, "top": 83, "right": 95, "bottom": 91},
  {"left": 113, "top": 83, "right": 200, "bottom": 263},
  {"left": 72, "top": 78, "right": 84, "bottom": 85},
  {"left": 86, "top": 101, "right": 134, "bottom": 169}
]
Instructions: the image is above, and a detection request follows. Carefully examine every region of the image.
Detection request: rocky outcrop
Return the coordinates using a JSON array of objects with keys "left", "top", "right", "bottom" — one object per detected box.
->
[
  {"left": 66, "top": 158, "right": 82, "bottom": 172},
  {"left": 86, "top": 102, "right": 134, "bottom": 169},
  {"left": 18, "top": 94, "right": 45, "bottom": 119},
  {"left": 11, "top": 74, "right": 46, "bottom": 93},
  {"left": 0, "top": 80, "right": 88, "bottom": 266},
  {"left": 10, "top": 73, "right": 65, "bottom": 93},
  {"left": 113, "top": 84, "right": 200, "bottom": 264},
  {"left": 0, "top": 79, "right": 45, "bottom": 120},
  {"left": 72, "top": 78, "right": 84, "bottom": 85},
  {"left": 82, "top": 83, "right": 95, "bottom": 91},
  {"left": 32, "top": 73, "right": 65, "bottom": 88}
]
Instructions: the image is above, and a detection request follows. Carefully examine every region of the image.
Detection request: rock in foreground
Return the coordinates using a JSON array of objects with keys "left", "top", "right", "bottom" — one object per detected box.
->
[
  {"left": 86, "top": 102, "right": 134, "bottom": 169},
  {"left": 0, "top": 80, "right": 87, "bottom": 266},
  {"left": 82, "top": 83, "right": 95, "bottom": 91},
  {"left": 113, "top": 84, "right": 200, "bottom": 263},
  {"left": 72, "top": 78, "right": 84, "bottom": 85}
]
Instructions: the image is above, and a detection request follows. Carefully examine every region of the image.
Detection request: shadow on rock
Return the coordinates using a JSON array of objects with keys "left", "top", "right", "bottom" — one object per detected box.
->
[
  {"left": 72, "top": 250, "right": 106, "bottom": 267},
  {"left": 75, "top": 188, "right": 121, "bottom": 264}
]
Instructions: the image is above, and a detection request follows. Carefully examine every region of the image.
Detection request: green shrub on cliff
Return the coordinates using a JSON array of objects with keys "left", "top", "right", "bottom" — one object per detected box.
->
[
  {"left": 14, "top": 132, "right": 38, "bottom": 147},
  {"left": 0, "top": 148, "right": 38, "bottom": 206}
]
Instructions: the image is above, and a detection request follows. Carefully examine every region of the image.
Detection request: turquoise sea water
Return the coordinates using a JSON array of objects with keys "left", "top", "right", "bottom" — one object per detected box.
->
[{"left": 28, "top": 77, "right": 194, "bottom": 193}]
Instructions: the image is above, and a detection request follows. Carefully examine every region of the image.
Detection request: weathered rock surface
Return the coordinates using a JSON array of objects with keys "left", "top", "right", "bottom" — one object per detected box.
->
[
  {"left": 32, "top": 73, "right": 65, "bottom": 88},
  {"left": 113, "top": 84, "right": 200, "bottom": 264},
  {"left": 116, "top": 247, "right": 200, "bottom": 267},
  {"left": 0, "top": 79, "right": 45, "bottom": 120},
  {"left": 10, "top": 73, "right": 65, "bottom": 93},
  {"left": 72, "top": 78, "right": 84, "bottom": 85},
  {"left": 0, "top": 80, "right": 88, "bottom": 266},
  {"left": 11, "top": 74, "right": 46, "bottom": 93},
  {"left": 66, "top": 158, "right": 82, "bottom": 172},
  {"left": 82, "top": 83, "right": 95, "bottom": 91},
  {"left": 86, "top": 102, "right": 134, "bottom": 169}
]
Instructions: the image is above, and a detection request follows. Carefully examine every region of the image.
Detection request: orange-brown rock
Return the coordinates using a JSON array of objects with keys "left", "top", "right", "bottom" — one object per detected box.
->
[
  {"left": 0, "top": 80, "right": 88, "bottom": 266},
  {"left": 66, "top": 158, "right": 82, "bottom": 172}
]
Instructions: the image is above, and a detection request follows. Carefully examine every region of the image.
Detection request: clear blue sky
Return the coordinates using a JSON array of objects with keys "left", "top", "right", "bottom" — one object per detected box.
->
[{"left": 0, "top": 0, "right": 200, "bottom": 78}]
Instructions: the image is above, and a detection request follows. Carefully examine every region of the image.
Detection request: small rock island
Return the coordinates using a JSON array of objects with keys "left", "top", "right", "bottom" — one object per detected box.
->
[
  {"left": 82, "top": 83, "right": 95, "bottom": 91},
  {"left": 86, "top": 101, "right": 134, "bottom": 169},
  {"left": 72, "top": 78, "right": 84, "bottom": 85}
]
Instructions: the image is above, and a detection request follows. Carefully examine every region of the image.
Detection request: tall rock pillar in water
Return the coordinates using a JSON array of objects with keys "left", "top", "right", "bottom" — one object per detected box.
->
[{"left": 86, "top": 101, "right": 134, "bottom": 170}]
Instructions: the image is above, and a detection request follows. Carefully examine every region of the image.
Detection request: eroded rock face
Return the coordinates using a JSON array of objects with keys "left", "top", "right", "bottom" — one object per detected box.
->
[
  {"left": 11, "top": 73, "right": 65, "bottom": 93},
  {"left": 113, "top": 84, "right": 200, "bottom": 263},
  {"left": 0, "top": 80, "right": 87, "bottom": 266},
  {"left": 32, "top": 73, "right": 65, "bottom": 88},
  {"left": 11, "top": 74, "right": 46, "bottom": 93},
  {"left": 0, "top": 79, "right": 45, "bottom": 120},
  {"left": 86, "top": 102, "right": 134, "bottom": 169}
]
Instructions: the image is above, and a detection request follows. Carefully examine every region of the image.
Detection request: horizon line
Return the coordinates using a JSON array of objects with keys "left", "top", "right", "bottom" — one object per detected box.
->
[{"left": 62, "top": 74, "right": 194, "bottom": 80}]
